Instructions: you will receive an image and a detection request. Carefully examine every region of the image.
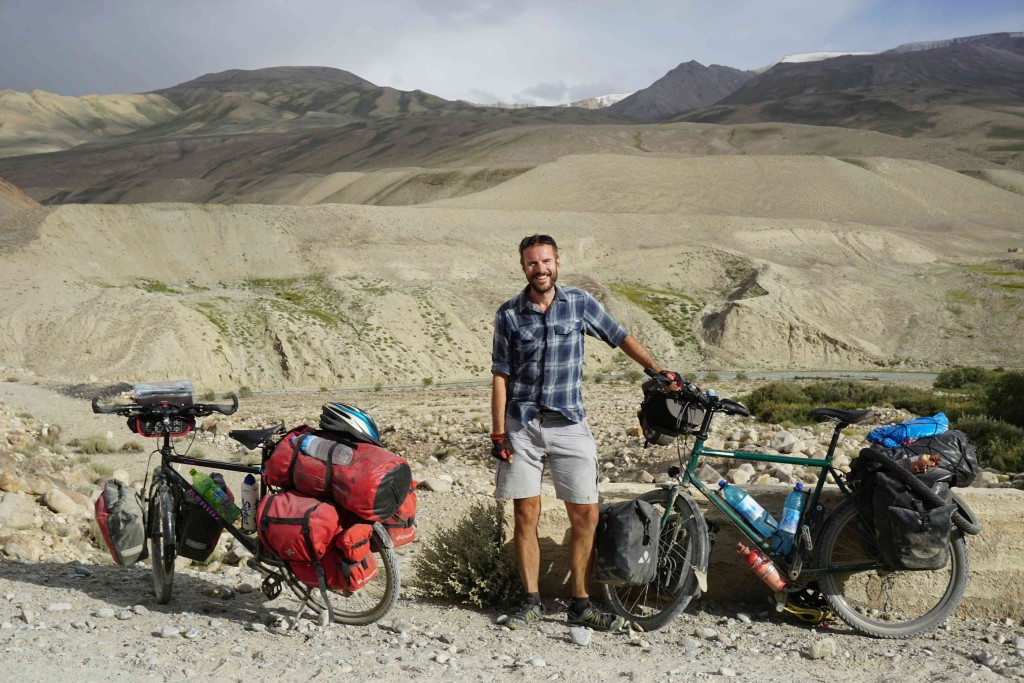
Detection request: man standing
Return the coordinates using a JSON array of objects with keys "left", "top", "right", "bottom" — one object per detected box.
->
[{"left": 490, "top": 234, "right": 678, "bottom": 632}]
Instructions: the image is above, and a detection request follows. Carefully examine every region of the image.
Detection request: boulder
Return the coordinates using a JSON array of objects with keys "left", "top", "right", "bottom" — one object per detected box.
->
[
  {"left": 0, "top": 492, "right": 40, "bottom": 529},
  {"left": 42, "top": 487, "right": 80, "bottom": 515}
]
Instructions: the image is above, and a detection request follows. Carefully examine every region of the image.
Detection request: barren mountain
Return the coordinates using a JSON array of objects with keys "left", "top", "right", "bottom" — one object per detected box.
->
[
  {"left": 674, "top": 33, "right": 1024, "bottom": 169},
  {"left": 606, "top": 61, "right": 753, "bottom": 120},
  {"left": 0, "top": 89, "right": 179, "bottom": 158}
]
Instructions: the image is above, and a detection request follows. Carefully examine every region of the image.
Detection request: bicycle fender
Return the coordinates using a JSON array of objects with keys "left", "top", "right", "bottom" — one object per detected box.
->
[{"left": 678, "top": 493, "right": 711, "bottom": 596}]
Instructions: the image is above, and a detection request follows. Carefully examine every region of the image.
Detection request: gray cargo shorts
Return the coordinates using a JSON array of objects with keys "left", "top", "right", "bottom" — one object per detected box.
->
[{"left": 494, "top": 410, "right": 599, "bottom": 504}]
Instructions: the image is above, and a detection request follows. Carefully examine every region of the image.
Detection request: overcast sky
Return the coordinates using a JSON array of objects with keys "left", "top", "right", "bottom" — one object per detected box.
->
[{"left": 1, "top": 0, "right": 1020, "bottom": 105}]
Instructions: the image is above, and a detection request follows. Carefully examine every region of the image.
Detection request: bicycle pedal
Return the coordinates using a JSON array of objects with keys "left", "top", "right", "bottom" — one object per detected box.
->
[{"left": 261, "top": 574, "right": 283, "bottom": 600}]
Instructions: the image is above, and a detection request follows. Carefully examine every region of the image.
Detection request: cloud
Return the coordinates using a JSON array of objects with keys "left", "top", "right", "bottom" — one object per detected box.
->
[{"left": 520, "top": 80, "right": 569, "bottom": 102}]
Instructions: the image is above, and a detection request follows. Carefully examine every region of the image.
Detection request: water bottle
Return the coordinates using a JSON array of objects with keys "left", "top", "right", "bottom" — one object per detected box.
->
[
  {"left": 189, "top": 468, "right": 241, "bottom": 523},
  {"left": 774, "top": 482, "right": 805, "bottom": 556},
  {"left": 240, "top": 473, "right": 259, "bottom": 532},
  {"left": 291, "top": 434, "right": 353, "bottom": 465},
  {"left": 737, "top": 543, "right": 787, "bottom": 591},
  {"left": 718, "top": 480, "right": 780, "bottom": 539}
]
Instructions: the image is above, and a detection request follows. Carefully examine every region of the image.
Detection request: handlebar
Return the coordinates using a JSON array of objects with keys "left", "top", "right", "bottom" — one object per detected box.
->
[
  {"left": 643, "top": 368, "right": 751, "bottom": 417},
  {"left": 91, "top": 395, "right": 238, "bottom": 418}
]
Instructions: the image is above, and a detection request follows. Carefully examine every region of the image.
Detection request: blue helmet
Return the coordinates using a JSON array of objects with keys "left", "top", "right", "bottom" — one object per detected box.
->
[{"left": 320, "top": 402, "right": 381, "bottom": 446}]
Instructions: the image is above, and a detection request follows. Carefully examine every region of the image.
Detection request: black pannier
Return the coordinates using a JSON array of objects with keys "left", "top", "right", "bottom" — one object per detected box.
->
[
  {"left": 637, "top": 379, "right": 705, "bottom": 446},
  {"left": 177, "top": 472, "right": 232, "bottom": 562},
  {"left": 871, "top": 471, "right": 956, "bottom": 570},
  {"left": 848, "top": 450, "right": 957, "bottom": 571},
  {"left": 594, "top": 499, "right": 661, "bottom": 586}
]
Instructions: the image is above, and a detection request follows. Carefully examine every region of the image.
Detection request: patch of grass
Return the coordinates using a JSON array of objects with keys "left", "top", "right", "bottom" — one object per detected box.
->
[
  {"left": 90, "top": 463, "right": 115, "bottom": 478},
  {"left": 987, "top": 126, "right": 1024, "bottom": 140},
  {"left": 71, "top": 434, "right": 117, "bottom": 454},
  {"left": 735, "top": 371, "right": 749, "bottom": 381},
  {"left": 422, "top": 377, "right": 433, "bottom": 386},
  {"left": 5, "top": 376, "right": 19, "bottom": 382},
  {"left": 121, "top": 440, "right": 145, "bottom": 453},
  {"left": 201, "top": 389, "right": 216, "bottom": 401},
  {"left": 956, "top": 415, "right": 1024, "bottom": 472},
  {"left": 611, "top": 281, "right": 701, "bottom": 348},
  {"left": 134, "top": 278, "right": 181, "bottom": 295}
]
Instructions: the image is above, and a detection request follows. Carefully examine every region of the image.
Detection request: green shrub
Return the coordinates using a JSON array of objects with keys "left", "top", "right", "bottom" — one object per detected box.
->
[
  {"left": 413, "top": 499, "right": 522, "bottom": 607},
  {"left": 704, "top": 372, "right": 720, "bottom": 382},
  {"left": 984, "top": 371, "right": 1024, "bottom": 429},
  {"left": 121, "top": 440, "right": 145, "bottom": 453},
  {"left": 201, "top": 389, "right": 216, "bottom": 401},
  {"left": 955, "top": 415, "right": 1024, "bottom": 472},
  {"left": 935, "top": 366, "right": 999, "bottom": 391},
  {"left": 422, "top": 377, "right": 433, "bottom": 386},
  {"left": 90, "top": 463, "right": 115, "bottom": 478},
  {"left": 735, "top": 371, "right": 749, "bottom": 381},
  {"left": 742, "top": 380, "right": 982, "bottom": 425},
  {"left": 238, "top": 386, "right": 253, "bottom": 398}
]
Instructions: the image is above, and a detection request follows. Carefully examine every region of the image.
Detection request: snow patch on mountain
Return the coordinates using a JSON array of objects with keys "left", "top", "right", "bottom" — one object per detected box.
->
[{"left": 755, "top": 51, "right": 877, "bottom": 73}]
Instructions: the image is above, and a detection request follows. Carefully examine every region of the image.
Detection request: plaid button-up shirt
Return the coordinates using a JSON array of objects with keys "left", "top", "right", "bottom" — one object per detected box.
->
[{"left": 492, "top": 284, "right": 628, "bottom": 425}]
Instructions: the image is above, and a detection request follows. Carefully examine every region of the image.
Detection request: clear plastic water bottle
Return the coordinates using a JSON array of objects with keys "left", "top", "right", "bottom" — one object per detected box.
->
[
  {"left": 718, "top": 480, "right": 780, "bottom": 539},
  {"left": 240, "top": 473, "right": 259, "bottom": 533},
  {"left": 189, "top": 468, "right": 241, "bottom": 523},
  {"left": 774, "top": 482, "right": 805, "bottom": 556},
  {"left": 291, "top": 434, "right": 353, "bottom": 464}
]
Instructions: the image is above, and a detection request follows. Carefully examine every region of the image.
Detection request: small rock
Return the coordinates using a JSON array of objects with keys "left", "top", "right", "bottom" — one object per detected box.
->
[
  {"left": 736, "top": 613, "right": 752, "bottom": 624},
  {"left": 159, "top": 626, "right": 180, "bottom": 638},
  {"left": 184, "top": 628, "right": 200, "bottom": 639},
  {"left": 695, "top": 627, "right": 718, "bottom": 639},
  {"left": 570, "top": 626, "right": 592, "bottom": 646},
  {"left": 44, "top": 603, "right": 72, "bottom": 612},
  {"left": 94, "top": 608, "right": 115, "bottom": 619},
  {"left": 530, "top": 658, "right": 547, "bottom": 667},
  {"left": 116, "top": 610, "right": 133, "bottom": 620},
  {"left": 418, "top": 478, "right": 452, "bottom": 493},
  {"left": 247, "top": 623, "right": 267, "bottom": 632},
  {"left": 677, "top": 636, "right": 702, "bottom": 649},
  {"left": 806, "top": 638, "right": 838, "bottom": 660},
  {"left": 719, "top": 667, "right": 737, "bottom": 677}
]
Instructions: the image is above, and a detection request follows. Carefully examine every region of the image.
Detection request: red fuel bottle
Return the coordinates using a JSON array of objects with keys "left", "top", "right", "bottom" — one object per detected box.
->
[{"left": 737, "top": 543, "right": 787, "bottom": 591}]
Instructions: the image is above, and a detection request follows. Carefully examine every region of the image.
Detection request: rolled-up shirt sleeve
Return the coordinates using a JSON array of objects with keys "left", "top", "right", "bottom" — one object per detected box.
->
[
  {"left": 491, "top": 310, "right": 511, "bottom": 375},
  {"left": 583, "top": 294, "right": 628, "bottom": 348}
]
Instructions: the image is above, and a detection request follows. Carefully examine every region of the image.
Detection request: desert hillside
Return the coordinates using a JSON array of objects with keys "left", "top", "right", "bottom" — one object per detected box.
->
[{"left": 0, "top": 152, "right": 1021, "bottom": 391}]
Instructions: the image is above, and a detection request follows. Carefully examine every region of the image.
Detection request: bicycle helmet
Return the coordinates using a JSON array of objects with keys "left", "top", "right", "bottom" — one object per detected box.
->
[{"left": 320, "top": 402, "right": 382, "bottom": 446}]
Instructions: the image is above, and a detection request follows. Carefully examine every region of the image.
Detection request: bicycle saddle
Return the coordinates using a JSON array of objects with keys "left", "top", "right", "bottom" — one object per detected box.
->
[
  {"left": 809, "top": 408, "right": 873, "bottom": 424},
  {"left": 229, "top": 423, "right": 285, "bottom": 450}
]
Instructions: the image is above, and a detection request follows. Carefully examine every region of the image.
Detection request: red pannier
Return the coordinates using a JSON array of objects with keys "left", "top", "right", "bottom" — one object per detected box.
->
[
  {"left": 382, "top": 482, "right": 417, "bottom": 547},
  {"left": 256, "top": 490, "right": 340, "bottom": 564},
  {"left": 263, "top": 429, "right": 412, "bottom": 523},
  {"left": 289, "top": 521, "right": 379, "bottom": 592}
]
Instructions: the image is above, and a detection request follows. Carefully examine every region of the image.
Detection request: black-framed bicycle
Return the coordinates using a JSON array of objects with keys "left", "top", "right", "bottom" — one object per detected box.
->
[
  {"left": 91, "top": 394, "right": 400, "bottom": 625},
  {"left": 603, "top": 370, "right": 981, "bottom": 638}
]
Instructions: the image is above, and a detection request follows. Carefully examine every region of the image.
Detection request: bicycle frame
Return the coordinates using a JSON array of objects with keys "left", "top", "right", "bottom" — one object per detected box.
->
[
  {"left": 149, "top": 430, "right": 266, "bottom": 558},
  {"left": 659, "top": 403, "right": 857, "bottom": 581}
]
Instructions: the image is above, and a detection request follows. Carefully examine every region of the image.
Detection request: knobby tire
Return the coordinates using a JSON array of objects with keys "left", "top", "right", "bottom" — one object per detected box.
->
[
  {"left": 149, "top": 480, "right": 176, "bottom": 604},
  {"left": 814, "top": 497, "right": 968, "bottom": 638}
]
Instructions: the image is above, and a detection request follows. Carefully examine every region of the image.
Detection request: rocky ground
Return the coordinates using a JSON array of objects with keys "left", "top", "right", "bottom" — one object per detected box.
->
[{"left": 0, "top": 375, "right": 1022, "bottom": 681}]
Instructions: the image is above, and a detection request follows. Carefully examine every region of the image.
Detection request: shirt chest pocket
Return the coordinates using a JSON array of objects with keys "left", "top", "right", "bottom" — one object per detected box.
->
[{"left": 553, "top": 320, "right": 583, "bottom": 336}]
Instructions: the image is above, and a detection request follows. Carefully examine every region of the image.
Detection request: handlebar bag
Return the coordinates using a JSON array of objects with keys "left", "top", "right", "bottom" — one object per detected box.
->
[
  {"left": 594, "top": 498, "right": 661, "bottom": 586},
  {"left": 94, "top": 479, "right": 148, "bottom": 566},
  {"left": 637, "top": 379, "right": 705, "bottom": 446},
  {"left": 257, "top": 490, "right": 341, "bottom": 563},
  {"left": 178, "top": 472, "right": 233, "bottom": 562}
]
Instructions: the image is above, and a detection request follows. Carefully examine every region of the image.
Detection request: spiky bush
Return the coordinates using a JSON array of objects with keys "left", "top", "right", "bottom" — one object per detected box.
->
[{"left": 413, "top": 499, "right": 521, "bottom": 607}]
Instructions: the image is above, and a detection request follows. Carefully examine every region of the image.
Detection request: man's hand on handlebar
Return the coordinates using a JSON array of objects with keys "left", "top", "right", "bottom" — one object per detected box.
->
[{"left": 657, "top": 369, "right": 683, "bottom": 392}]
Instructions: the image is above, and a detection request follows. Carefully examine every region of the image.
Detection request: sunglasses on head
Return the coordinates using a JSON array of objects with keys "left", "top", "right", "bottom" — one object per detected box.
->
[{"left": 519, "top": 234, "right": 557, "bottom": 253}]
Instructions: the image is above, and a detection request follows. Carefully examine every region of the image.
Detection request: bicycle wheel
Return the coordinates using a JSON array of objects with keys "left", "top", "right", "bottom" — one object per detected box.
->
[
  {"left": 286, "top": 525, "right": 400, "bottom": 626},
  {"left": 149, "top": 481, "right": 177, "bottom": 604},
  {"left": 602, "top": 489, "right": 708, "bottom": 631},
  {"left": 815, "top": 497, "right": 968, "bottom": 638}
]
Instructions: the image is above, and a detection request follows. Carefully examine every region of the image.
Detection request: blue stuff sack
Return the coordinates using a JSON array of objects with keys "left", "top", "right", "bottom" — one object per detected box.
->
[{"left": 867, "top": 413, "right": 949, "bottom": 449}]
